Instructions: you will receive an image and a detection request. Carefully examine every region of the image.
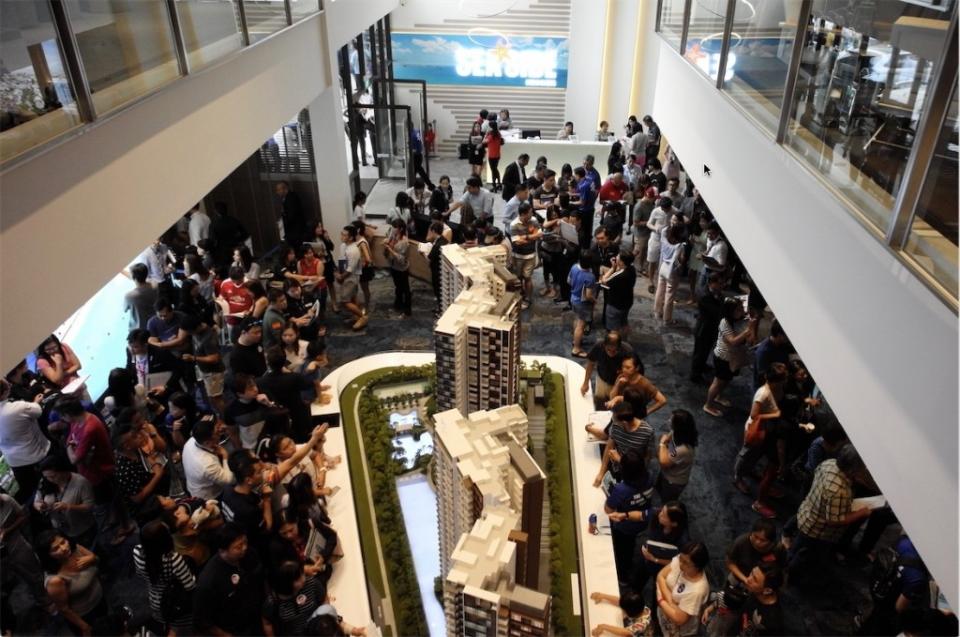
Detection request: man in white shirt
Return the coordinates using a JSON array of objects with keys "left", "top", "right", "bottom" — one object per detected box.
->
[
  {"left": 182, "top": 416, "right": 234, "bottom": 500},
  {"left": 448, "top": 176, "right": 495, "bottom": 221},
  {"left": 0, "top": 379, "right": 51, "bottom": 502},
  {"left": 698, "top": 221, "right": 729, "bottom": 294},
  {"left": 335, "top": 225, "right": 367, "bottom": 329},
  {"left": 188, "top": 205, "right": 211, "bottom": 246},
  {"left": 405, "top": 179, "right": 432, "bottom": 213},
  {"left": 623, "top": 154, "right": 643, "bottom": 189}
]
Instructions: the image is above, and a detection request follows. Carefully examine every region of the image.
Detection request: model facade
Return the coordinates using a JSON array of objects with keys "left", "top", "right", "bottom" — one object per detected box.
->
[
  {"left": 435, "top": 244, "right": 521, "bottom": 416},
  {"left": 432, "top": 244, "right": 550, "bottom": 637}
]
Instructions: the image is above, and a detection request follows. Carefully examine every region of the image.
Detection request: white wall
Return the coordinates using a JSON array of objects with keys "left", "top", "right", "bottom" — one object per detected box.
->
[
  {"left": 325, "top": 0, "right": 399, "bottom": 50},
  {"left": 0, "top": 16, "right": 330, "bottom": 371},
  {"left": 651, "top": 40, "right": 958, "bottom": 606},
  {"left": 565, "top": 0, "right": 607, "bottom": 131}
]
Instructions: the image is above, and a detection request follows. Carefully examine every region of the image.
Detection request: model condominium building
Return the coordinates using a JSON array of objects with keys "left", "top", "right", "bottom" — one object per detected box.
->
[
  {"left": 440, "top": 244, "right": 512, "bottom": 313},
  {"left": 445, "top": 507, "right": 551, "bottom": 637},
  {"left": 434, "top": 406, "right": 544, "bottom": 593},
  {"left": 436, "top": 244, "right": 521, "bottom": 416}
]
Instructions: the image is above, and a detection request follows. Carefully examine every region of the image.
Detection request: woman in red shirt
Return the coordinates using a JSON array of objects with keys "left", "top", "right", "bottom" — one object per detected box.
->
[
  {"left": 484, "top": 121, "right": 504, "bottom": 192},
  {"left": 297, "top": 245, "right": 326, "bottom": 298}
]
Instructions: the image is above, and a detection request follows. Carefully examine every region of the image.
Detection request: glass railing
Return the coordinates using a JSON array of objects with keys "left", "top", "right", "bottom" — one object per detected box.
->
[
  {"left": 0, "top": 0, "right": 322, "bottom": 165},
  {"left": 657, "top": 0, "right": 958, "bottom": 307}
]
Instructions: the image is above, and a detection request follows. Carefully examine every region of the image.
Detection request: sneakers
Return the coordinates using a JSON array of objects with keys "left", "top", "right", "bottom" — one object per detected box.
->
[{"left": 752, "top": 501, "right": 776, "bottom": 519}]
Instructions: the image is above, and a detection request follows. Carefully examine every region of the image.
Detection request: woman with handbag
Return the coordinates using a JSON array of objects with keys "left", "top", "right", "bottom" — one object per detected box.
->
[
  {"left": 733, "top": 362, "right": 788, "bottom": 519},
  {"left": 134, "top": 520, "right": 197, "bottom": 636}
]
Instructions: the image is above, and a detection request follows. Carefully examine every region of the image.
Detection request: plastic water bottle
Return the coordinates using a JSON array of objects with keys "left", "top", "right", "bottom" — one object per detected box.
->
[{"left": 588, "top": 513, "right": 598, "bottom": 535}]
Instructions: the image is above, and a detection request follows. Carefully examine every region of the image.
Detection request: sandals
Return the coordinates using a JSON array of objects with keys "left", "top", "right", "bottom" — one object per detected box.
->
[{"left": 571, "top": 350, "right": 589, "bottom": 359}]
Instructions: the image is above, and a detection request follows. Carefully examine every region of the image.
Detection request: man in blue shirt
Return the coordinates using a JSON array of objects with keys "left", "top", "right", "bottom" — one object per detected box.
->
[
  {"left": 754, "top": 320, "right": 792, "bottom": 389},
  {"left": 569, "top": 253, "right": 597, "bottom": 358},
  {"left": 574, "top": 167, "right": 597, "bottom": 249},
  {"left": 583, "top": 154, "right": 602, "bottom": 191},
  {"left": 502, "top": 182, "right": 530, "bottom": 234}
]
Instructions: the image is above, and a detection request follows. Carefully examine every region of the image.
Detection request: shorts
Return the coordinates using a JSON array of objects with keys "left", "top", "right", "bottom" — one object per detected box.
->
[
  {"left": 338, "top": 277, "right": 359, "bottom": 301},
  {"left": 714, "top": 357, "right": 739, "bottom": 381},
  {"left": 513, "top": 256, "right": 536, "bottom": 280},
  {"left": 202, "top": 372, "right": 225, "bottom": 397},
  {"left": 360, "top": 265, "right": 376, "bottom": 282},
  {"left": 604, "top": 305, "right": 629, "bottom": 330},
  {"left": 572, "top": 301, "right": 594, "bottom": 323}
]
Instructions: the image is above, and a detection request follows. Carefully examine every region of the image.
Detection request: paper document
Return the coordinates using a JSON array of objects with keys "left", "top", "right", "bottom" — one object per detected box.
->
[
  {"left": 559, "top": 219, "right": 579, "bottom": 243},
  {"left": 62, "top": 375, "right": 89, "bottom": 396},
  {"left": 851, "top": 495, "right": 886, "bottom": 511}
]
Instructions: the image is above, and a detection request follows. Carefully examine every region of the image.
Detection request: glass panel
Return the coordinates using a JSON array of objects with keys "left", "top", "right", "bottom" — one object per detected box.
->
[
  {"left": 719, "top": 0, "right": 803, "bottom": 133},
  {"left": 0, "top": 2, "right": 83, "bottom": 162},
  {"left": 683, "top": 0, "right": 729, "bottom": 79},
  {"left": 66, "top": 0, "right": 180, "bottom": 116},
  {"left": 784, "top": 2, "right": 952, "bottom": 233},
  {"left": 903, "top": 81, "right": 958, "bottom": 298},
  {"left": 659, "top": 0, "right": 686, "bottom": 49},
  {"left": 290, "top": 0, "right": 320, "bottom": 23},
  {"left": 242, "top": 0, "right": 287, "bottom": 43},
  {"left": 174, "top": 0, "right": 243, "bottom": 70}
]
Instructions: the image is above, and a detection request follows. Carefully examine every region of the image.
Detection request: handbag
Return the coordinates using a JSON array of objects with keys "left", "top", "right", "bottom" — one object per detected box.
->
[{"left": 743, "top": 416, "right": 766, "bottom": 447}]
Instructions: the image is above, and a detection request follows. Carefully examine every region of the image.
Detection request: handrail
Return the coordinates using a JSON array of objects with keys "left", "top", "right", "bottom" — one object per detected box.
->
[{"left": 1, "top": 1, "right": 323, "bottom": 171}]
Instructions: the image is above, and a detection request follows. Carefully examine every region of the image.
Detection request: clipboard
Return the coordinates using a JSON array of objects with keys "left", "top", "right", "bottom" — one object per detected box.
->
[{"left": 559, "top": 219, "right": 579, "bottom": 243}]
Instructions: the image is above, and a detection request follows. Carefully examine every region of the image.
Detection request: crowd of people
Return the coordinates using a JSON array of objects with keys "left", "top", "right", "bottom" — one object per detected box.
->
[
  {"left": 0, "top": 196, "right": 369, "bottom": 635},
  {"left": 0, "top": 109, "right": 954, "bottom": 637}
]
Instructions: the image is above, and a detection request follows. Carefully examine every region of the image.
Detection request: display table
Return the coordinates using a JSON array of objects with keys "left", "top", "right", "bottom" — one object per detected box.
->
[{"left": 486, "top": 137, "right": 614, "bottom": 183}]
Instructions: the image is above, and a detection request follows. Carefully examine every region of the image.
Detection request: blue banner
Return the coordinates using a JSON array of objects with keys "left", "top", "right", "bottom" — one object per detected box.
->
[{"left": 391, "top": 33, "right": 569, "bottom": 88}]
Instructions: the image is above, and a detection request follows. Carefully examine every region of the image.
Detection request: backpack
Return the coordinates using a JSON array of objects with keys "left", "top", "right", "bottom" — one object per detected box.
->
[{"left": 870, "top": 546, "right": 926, "bottom": 603}]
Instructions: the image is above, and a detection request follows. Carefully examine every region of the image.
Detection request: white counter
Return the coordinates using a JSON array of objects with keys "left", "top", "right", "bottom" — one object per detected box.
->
[
  {"left": 487, "top": 138, "right": 614, "bottom": 184},
  {"left": 311, "top": 352, "right": 621, "bottom": 636}
]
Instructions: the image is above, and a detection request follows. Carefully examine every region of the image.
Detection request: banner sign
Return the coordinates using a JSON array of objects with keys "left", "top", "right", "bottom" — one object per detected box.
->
[{"left": 391, "top": 33, "right": 569, "bottom": 88}]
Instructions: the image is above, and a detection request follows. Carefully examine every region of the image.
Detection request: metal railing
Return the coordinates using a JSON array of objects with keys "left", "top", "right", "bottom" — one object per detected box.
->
[
  {"left": 654, "top": 1, "right": 959, "bottom": 310},
  {"left": 1, "top": 0, "right": 322, "bottom": 170}
]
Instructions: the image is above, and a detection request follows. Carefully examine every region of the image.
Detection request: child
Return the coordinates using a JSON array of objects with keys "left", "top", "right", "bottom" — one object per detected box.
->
[{"left": 589, "top": 590, "right": 652, "bottom": 636}]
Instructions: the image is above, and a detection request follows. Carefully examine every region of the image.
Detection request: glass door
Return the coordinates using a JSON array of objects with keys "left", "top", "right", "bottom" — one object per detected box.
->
[{"left": 349, "top": 102, "right": 413, "bottom": 184}]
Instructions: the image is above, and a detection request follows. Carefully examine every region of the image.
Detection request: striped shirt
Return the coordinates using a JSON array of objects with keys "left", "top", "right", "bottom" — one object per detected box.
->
[
  {"left": 797, "top": 459, "right": 853, "bottom": 542},
  {"left": 714, "top": 318, "right": 749, "bottom": 370},
  {"left": 132, "top": 545, "right": 196, "bottom": 625},
  {"left": 262, "top": 575, "right": 326, "bottom": 636},
  {"left": 611, "top": 419, "right": 654, "bottom": 460}
]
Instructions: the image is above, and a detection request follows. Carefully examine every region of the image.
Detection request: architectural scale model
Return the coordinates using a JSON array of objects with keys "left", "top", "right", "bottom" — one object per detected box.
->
[
  {"left": 435, "top": 244, "right": 521, "bottom": 416},
  {"left": 432, "top": 244, "right": 551, "bottom": 637}
]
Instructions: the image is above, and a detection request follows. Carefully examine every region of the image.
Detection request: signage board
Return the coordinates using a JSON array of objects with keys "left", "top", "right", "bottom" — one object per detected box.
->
[{"left": 391, "top": 33, "right": 569, "bottom": 88}]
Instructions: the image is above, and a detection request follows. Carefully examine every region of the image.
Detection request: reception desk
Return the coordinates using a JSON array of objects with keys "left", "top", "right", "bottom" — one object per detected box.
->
[{"left": 486, "top": 137, "right": 614, "bottom": 183}]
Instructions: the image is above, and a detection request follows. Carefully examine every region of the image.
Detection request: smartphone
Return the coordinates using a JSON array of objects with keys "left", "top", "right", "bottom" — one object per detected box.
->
[{"left": 312, "top": 413, "right": 341, "bottom": 428}]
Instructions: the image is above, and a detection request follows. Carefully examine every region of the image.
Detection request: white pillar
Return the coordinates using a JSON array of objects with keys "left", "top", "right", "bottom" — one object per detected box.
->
[{"left": 308, "top": 86, "right": 353, "bottom": 232}]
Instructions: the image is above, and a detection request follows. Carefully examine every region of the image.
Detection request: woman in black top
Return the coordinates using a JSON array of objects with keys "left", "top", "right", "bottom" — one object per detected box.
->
[{"left": 467, "top": 122, "right": 486, "bottom": 177}]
